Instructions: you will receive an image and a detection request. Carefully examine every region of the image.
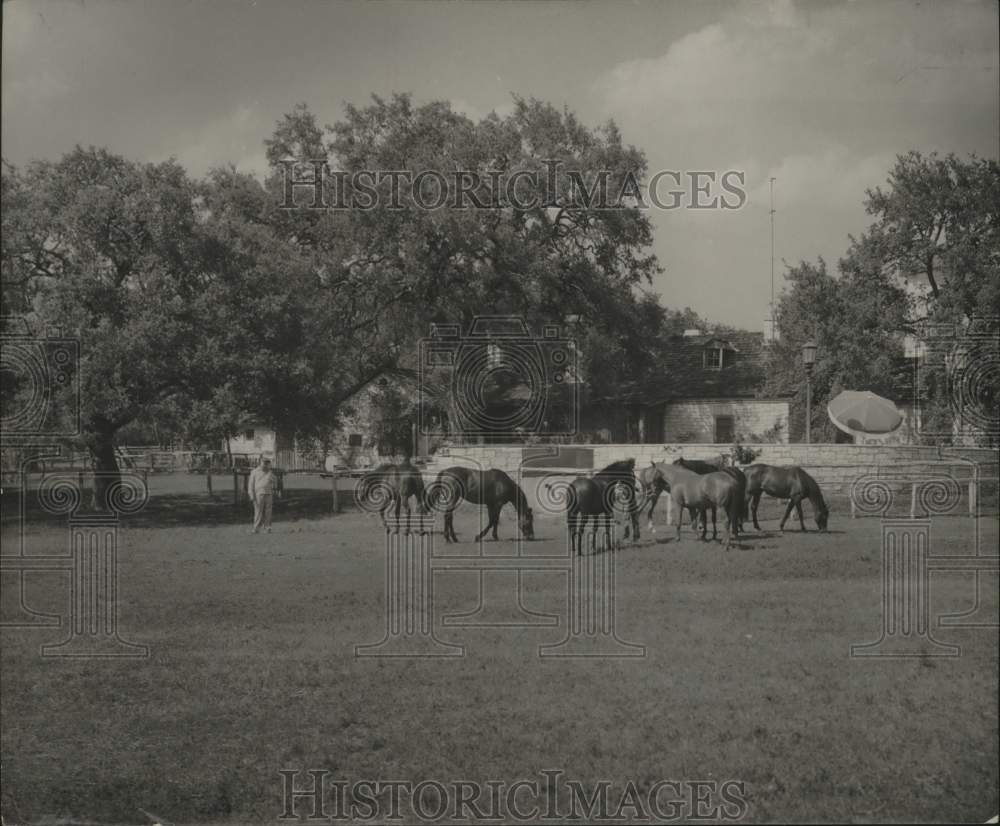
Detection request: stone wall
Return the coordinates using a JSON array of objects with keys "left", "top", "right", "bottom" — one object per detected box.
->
[{"left": 428, "top": 442, "right": 998, "bottom": 496}]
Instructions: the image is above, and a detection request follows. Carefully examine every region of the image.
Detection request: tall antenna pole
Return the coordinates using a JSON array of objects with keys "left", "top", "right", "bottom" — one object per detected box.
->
[{"left": 769, "top": 177, "right": 776, "bottom": 341}]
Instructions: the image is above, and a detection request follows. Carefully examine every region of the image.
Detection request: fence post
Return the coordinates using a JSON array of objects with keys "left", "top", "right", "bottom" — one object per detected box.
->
[
  {"left": 207, "top": 467, "right": 213, "bottom": 498},
  {"left": 233, "top": 470, "right": 239, "bottom": 506},
  {"left": 331, "top": 470, "right": 339, "bottom": 515}
]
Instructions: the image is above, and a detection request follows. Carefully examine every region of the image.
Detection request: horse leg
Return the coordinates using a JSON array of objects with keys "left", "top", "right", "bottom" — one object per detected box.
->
[
  {"left": 779, "top": 500, "right": 795, "bottom": 532},
  {"left": 795, "top": 499, "right": 807, "bottom": 532},
  {"left": 750, "top": 493, "right": 763, "bottom": 531},
  {"left": 444, "top": 507, "right": 455, "bottom": 543},
  {"left": 489, "top": 504, "right": 501, "bottom": 540},
  {"left": 475, "top": 505, "right": 494, "bottom": 542},
  {"left": 710, "top": 506, "right": 718, "bottom": 541},
  {"left": 646, "top": 486, "right": 660, "bottom": 534}
]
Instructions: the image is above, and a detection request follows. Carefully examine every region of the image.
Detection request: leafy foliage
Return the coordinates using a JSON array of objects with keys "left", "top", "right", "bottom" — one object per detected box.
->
[{"left": 765, "top": 151, "right": 999, "bottom": 445}]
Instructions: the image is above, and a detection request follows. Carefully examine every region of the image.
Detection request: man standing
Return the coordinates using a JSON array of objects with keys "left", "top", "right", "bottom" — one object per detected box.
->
[{"left": 248, "top": 457, "right": 276, "bottom": 534}]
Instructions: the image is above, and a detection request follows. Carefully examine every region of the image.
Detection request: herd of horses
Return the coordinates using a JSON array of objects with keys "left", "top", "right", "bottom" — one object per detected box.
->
[{"left": 357, "top": 456, "right": 829, "bottom": 553}]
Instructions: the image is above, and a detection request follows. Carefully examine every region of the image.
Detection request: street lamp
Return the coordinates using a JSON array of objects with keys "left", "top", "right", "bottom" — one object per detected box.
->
[{"left": 802, "top": 340, "right": 817, "bottom": 444}]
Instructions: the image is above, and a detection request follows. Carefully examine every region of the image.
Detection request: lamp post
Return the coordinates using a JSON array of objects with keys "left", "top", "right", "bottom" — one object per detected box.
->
[{"left": 802, "top": 340, "right": 817, "bottom": 444}]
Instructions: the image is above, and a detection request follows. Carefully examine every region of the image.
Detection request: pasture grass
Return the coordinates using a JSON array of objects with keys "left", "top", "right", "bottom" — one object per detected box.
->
[{"left": 1, "top": 490, "right": 997, "bottom": 824}]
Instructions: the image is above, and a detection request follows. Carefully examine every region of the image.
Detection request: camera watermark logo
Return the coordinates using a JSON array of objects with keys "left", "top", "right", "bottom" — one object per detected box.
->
[
  {"left": 353, "top": 455, "right": 644, "bottom": 658},
  {"left": 914, "top": 316, "right": 999, "bottom": 441},
  {"left": 1, "top": 466, "right": 149, "bottom": 658},
  {"left": 418, "top": 316, "right": 579, "bottom": 440},
  {"left": 0, "top": 317, "right": 81, "bottom": 438},
  {"left": 849, "top": 470, "right": 998, "bottom": 659}
]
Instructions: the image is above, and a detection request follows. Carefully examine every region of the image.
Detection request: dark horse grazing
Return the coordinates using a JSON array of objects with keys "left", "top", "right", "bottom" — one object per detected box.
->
[
  {"left": 358, "top": 462, "right": 428, "bottom": 532},
  {"left": 433, "top": 467, "right": 534, "bottom": 543},
  {"left": 567, "top": 458, "right": 640, "bottom": 555},
  {"left": 674, "top": 457, "right": 747, "bottom": 534},
  {"left": 744, "top": 464, "right": 829, "bottom": 532}
]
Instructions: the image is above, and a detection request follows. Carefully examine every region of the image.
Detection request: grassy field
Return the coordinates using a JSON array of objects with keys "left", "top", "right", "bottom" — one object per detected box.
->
[{"left": 1, "top": 486, "right": 997, "bottom": 825}]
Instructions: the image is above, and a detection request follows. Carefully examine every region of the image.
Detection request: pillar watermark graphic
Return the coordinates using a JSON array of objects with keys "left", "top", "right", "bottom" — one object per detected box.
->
[
  {"left": 1, "top": 468, "right": 150, "bottom": 658},
  {"left": 353, "top": 458, "right": 646, "bottom": 658},
  {"left": 849, "top": 471, "right": 998, "bottom": 659},
  {"left": 427, "top": 457, "right": 556, "bottom": 630},
  {"left": 353, "top": 510, "right": 645, "bottom": 659}
]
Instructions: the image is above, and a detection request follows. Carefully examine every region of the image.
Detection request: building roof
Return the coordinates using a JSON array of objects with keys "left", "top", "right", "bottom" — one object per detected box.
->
[{"left": 617, "top": 330, "right": 783, "bottom": 404}]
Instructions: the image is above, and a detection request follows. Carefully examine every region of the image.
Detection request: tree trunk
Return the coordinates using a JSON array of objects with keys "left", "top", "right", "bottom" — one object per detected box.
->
[{"left": 90, "top": 422, "right": 121, "bottom": 511}]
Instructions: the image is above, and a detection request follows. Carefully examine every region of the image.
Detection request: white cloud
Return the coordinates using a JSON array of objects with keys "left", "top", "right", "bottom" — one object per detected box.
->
[
  {"left": 450, "top": 98, "right": 515, "bottom": 122},
  {"left": 156, "top": 103, "right": 270, "bottom": 179},
  {"left": 750, "top": 146, "right": 899, "bottom": 209},
  {"left": 593, "top": 0, "right": 996, "bottom": 122}
]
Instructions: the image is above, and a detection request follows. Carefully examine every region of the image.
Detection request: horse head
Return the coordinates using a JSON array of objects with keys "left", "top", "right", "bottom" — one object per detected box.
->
[{"left": 816, "top": 505, "right": 829, "bottom": 532}]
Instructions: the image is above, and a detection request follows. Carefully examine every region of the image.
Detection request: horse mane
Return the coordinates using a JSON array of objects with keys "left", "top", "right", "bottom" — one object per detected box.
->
[
  {"left": 797, "top": 467, "right": 828, "bottom": 513},
  {"left": 594, "top": 458, "right": 636, "bottom": 479}
]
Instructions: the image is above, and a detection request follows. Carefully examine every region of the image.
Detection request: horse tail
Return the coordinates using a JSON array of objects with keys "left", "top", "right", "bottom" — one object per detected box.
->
[{"left": 719, "top": 478, "right": 737, "bottom": 530}]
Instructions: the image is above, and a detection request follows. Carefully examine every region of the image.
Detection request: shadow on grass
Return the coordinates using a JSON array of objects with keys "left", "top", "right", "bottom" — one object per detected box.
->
[{"left": 2, "top": 490, "right": 356, "bottom": 530}]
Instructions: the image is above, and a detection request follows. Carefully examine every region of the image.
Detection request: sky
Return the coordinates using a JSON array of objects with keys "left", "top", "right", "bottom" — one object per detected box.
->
[{"left": 2, "top": 0, "right": 997, "bottom": 331}]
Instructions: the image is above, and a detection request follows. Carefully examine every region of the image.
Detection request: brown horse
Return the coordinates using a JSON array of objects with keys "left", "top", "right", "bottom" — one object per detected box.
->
[
  {"left": 432, "top": 466, "right": 534, "bottom": 543},
  {"left": 357, "top": 462, "right": 428, "bottom": 532},
  {"left": 744, "top": 464, "right": 829, "bottom": 532},
  {"left": 637, "top": 459, "right": 719, "bottom": 534},
  {"left": 636, "top": 460, "right": 667, "bottom": 529},
  {"left": 651, "top": 462, "right": 742, "bottom": 549},
  {"left": 674, "top": 457, "right": 747, "bottom": 534}
]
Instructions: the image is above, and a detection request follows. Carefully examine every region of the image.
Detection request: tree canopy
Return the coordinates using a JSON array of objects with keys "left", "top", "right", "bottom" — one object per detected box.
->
[
  {"left": 766, "top": 151, "right": 999, "bottom": 445},
  {"left": 2, "top": 94, "right": 675, "bottom": 481}
]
